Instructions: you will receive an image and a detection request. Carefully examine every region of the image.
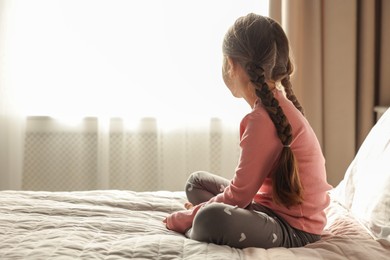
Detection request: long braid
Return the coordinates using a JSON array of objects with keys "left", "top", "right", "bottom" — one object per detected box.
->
[
  {"left": 247, "top": 63, "right": 303, "bottom": 207},
  {"left": 270, "top": 21, "right": 305, "bottom": 116},
  {"left": 281, "top": 59, "right": 305, "bottom": 115},
  {"left": 247, "top": 64, "right": 292, "bottom": 145},
  {"left": 282, "top": 75, "right": 305, "bottom": 116}
]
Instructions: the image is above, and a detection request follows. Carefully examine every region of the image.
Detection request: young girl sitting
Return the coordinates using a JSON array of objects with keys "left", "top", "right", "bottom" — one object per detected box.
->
[{"left": 164, "top": 13, "right": 332, "bottom": 249}]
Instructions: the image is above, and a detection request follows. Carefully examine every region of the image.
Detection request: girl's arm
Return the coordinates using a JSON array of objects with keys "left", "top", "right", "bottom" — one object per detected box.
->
[
  {"left": 165, "top": 112, "right": 280, "bottom": 233},
  {"left": 204, "top": 113, "right": 280, "bottom": 208}
]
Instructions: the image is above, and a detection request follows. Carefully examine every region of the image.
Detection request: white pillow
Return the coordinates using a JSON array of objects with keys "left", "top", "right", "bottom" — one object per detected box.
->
[{"left": 332, "top": 107, "right": 390, "bottom": 243}]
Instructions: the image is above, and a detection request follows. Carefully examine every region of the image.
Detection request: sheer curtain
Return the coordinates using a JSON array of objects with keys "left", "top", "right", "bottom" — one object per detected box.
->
[
  {"left": 0, "top": 0, "right": 269, "bottom": 191},
  {"left": 269, "top": 0, "right": 390, "bottom": 186},
  {"left": 0, "top": 0, "right": 25, "bottom": 190}
]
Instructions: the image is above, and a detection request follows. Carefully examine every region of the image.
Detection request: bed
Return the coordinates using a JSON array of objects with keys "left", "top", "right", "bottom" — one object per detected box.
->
[{"left": 1, "top": 109, "right": 390, "bottom": 260}]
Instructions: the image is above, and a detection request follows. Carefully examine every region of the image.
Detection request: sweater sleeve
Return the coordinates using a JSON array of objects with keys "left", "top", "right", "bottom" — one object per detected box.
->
[
  {"left": 165, "top": 111, "right": 280, "bottom": 233},
  {"left": 206, "top": 112, "right": 280, "bottom": 208}
]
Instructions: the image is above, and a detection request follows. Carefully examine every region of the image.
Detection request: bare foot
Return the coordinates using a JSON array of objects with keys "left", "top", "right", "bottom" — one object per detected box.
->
[{"left": 184, "top": 202, "right": 193, "bottom": 209}]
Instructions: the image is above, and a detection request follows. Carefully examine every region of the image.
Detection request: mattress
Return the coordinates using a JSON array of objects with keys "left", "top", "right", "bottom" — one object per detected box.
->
[{"left": 0, "top": 190, "right": 389, "bottom": 259}]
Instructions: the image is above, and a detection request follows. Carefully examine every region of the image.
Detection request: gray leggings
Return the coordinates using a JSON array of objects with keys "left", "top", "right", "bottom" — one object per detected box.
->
[{"left": 185, "top": 171, "right": 321, "bottom": 249}]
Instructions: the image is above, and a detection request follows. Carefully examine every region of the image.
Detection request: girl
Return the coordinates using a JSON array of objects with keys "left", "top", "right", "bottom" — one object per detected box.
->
[{"left": 164, "top": 13, "right": 332, "bottom": 249}]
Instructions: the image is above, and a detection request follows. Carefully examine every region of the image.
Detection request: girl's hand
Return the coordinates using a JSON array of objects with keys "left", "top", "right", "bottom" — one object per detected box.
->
[
  {"left": 163, "top": 203, "right": 192, "bottom": 227},
  {"left": 163, "top": 208, "right": 198, "bottom": 233}
]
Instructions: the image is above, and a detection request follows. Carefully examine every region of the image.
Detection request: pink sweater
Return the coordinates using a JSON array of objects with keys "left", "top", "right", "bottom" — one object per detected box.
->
[{"left": 165, "top": 89, "right": 332, "bottom": 235}]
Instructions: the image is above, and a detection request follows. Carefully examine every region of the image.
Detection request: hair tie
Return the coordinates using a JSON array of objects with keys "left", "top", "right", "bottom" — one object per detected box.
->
[{"left": 283, "top": 144, "right": 290, "bottom": 148}]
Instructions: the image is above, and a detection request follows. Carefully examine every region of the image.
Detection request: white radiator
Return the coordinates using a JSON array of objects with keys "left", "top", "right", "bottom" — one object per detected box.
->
[{"left": 23, "top": 117, "right": 240, "bottom": 191}]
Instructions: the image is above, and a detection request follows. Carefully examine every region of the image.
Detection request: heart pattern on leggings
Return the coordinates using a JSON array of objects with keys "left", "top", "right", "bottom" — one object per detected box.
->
[
  {"left": 272, "top": 233, "right": 278, "bottom": 243},
  {"left": 239, "top": 233, "right": 246, "bottom": 242}
]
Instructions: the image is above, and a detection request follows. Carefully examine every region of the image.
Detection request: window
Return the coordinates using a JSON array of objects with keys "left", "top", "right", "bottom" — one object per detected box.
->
[{"left": 4, "top": 0, "right": 269, "bottom": 123}]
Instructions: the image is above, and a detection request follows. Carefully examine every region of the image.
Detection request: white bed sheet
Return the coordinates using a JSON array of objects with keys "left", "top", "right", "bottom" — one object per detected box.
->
[
  {"left": 0, "top": 190, "right": 389, "bottom": 259},
  {"left": 245, "top": 196, "right": 390, "bottom": 259},
  {"left": 0, "top": 190, "right": 243, "bottom": 259}
]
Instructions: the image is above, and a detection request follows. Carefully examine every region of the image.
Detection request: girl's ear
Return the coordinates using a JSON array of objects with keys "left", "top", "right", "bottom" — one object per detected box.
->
[{"left": 225, "top": 56, "right": 236, "bottom": 77}]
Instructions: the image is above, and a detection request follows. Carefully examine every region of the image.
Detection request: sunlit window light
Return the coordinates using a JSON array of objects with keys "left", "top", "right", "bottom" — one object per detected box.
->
[{"left": 5, "top": 0, "right": 269, "bottom": 126}]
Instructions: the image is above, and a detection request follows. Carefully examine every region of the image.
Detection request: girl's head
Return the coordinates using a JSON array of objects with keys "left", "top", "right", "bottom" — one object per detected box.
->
[
  {"left": 223, "top": 13, "right": 290, "bottom": 83},
  {"left": 223, "top": 13, "right": 304, "bottom": 207}
]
